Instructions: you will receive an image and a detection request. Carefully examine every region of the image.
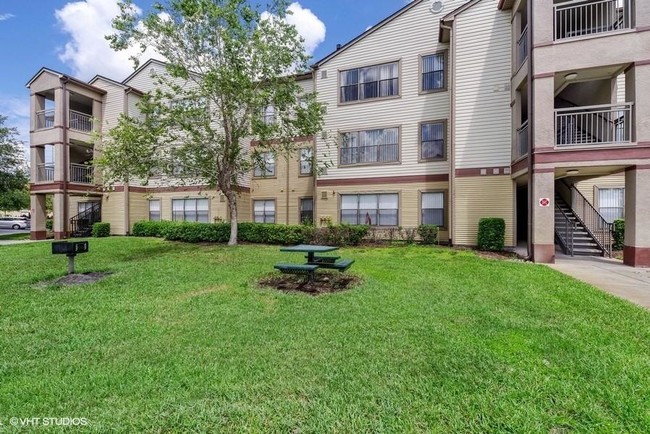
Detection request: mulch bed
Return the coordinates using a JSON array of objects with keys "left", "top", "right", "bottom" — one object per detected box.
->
[
  {"left": 259, "top": 272, "right": 362, "bottom": 295},
  {"left": 40, "top": 272, "right": 112, "bottom": 287}
]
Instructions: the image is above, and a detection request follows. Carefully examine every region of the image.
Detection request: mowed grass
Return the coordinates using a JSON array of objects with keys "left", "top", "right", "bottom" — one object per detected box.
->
[
  {"left": 2, "top": 238, "right": 650, "bottom": 433},
  {"left": 0, "top": 232, "right": 30, "bottom": 241}
]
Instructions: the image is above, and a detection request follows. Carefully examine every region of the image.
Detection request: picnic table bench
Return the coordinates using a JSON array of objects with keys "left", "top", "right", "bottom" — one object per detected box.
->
[{"left": 275, "top": 245, "right": 354, "bottom": 280}]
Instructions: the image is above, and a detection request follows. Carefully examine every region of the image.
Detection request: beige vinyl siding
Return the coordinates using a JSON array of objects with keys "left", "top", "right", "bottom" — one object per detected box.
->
[
  {"left": 575, "top": 173, "right": 625, "bottom": 207},
  {"left": 126, "top": 92, "right": 141, "bottom": 119},
  {"left": 90, "top": 79, "right": 125, "bottom": 131},
  {"left": 314, "top": 0, "right": 468, "bottom": 180},
  {"left": 101, "top": 191, "right": 126, "bottom": 235},
  {"left": 454, "top": 176, "right": 514, "bottom": 247},
  {"left": 453, "top": 0, "right": 512, "bottom": 169},
  {"left": 315, "top": 181, "right": 450, "bottom": 242},
  {"left": 616, "top": 74, "right": 626, "bottom": 104}
]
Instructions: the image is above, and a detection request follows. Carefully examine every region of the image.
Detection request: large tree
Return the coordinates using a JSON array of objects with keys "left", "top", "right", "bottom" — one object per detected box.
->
[
  {"left": 99, "top": 0, "right": 324, "bottom": 245},
  {"left": 0, "top": 115, "right": 28, "bottom": 196}
]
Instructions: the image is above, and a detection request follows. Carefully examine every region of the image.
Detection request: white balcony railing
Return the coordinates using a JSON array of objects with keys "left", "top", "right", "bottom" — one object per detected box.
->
[
  {"left": 514, "top": 121, "right": 529, "bottom": 160},
  {"left": 70, "top": 163, "right": 94, "bottom": 184},
  {"left": 35, "top": 109, "right": 55, "bottom": 130},
  {"left": 554, "top": 0, "right": 633, "bottom": 41},
  {"left": 555, "top": 103, "right": 632, "bottom": 147},
  {"left": 516, "top": 26, "right": 528, "bottom": 70},
  {"left": 69, "top": 110, "right": 93, "bottom": 132},
  {"left": 36, "top": 163, "right": 54, "bottom": 182}
]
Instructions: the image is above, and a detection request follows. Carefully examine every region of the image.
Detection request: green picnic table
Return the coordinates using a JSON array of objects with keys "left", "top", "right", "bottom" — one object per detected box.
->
[{"left": 275, "top": 245, "right": 355, "bottom": 281}]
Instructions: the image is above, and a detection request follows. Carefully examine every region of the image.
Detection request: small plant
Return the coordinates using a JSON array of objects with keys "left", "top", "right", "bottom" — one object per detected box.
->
[
  {"left": 400, "top": 227, "right": 418, "bottom": 244},
  {"left": 92, "top": 222, "right": 111, "bottom": 238},
  {"left": 477, "top": 218, "right": 505, "bottom": 251},
  {"left": 613, "top": 219, "right": 625, "bottom": 250},
  {"left": 417, "top": 224, "right": 439, "bottom": 245},
  {"left": 46, "top": 219, "right": 53, "bottom": 230}
]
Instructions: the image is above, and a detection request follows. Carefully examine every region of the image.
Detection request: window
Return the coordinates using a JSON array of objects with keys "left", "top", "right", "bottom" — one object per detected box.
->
[
  {"left": 254, "top": 152, "right": 275, "bottom": 177},
  {"left": 300, "top": 198, "right": 314, "bottom": 224},
  {"left": 261, "top": 106, "right": 276, "bottom": 125},
  {"left": 340, "top": 194, "right": 398, "bottom": 226},
  {"left": 172, "top": 198, "right": 209, "bottom": 222},
  {"left": 340, "top": 62, "right": 399, "bottom": 103},
  {"left": 598, "top": 188, "right": 624, "bottom": 223},
  {"left": 254, "top": 200, "right": 275, "bottom": 223},
  {"left": 300, "top": 147, "right": 313, "bottom": 175},
  {"left": 421, "top": 192, "right": 445, "bottom": 227},
  {"left": 77, "top": 202, "right": 96, "bottom": 214},
  {"left": 421, "top": 53, "right": 445, "bottom": 92},
  {"left": 149, "top": 199, "right": 161, "bottom": 221},
  {"left": 420, "top": 121, "right": 446, "bottom": 160},
  {"left": 340, "top": 128, "right": 399, "bottom": 166}
]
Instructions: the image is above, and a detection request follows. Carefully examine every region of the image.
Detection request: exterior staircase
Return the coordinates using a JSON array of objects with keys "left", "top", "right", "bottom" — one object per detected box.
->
[
  {"left": 70, "top": 202, "right": 101, "bottom": 237},
  {"left": 554, "top": 194, "right": 606, "bottom": 256}
]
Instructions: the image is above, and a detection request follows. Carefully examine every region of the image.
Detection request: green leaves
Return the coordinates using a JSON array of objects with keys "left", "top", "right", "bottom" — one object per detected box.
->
[{"left": 0, "top": 115, "right": 28, "bottom": 196}]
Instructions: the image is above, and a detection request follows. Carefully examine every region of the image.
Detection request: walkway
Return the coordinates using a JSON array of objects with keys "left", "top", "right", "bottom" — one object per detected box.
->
[{"left": 549, "top": 254, "right": 650, "bottom": 309}]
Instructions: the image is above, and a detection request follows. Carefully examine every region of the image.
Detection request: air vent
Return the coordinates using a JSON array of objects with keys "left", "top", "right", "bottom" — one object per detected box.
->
[
  {"left": 321, "top": 70, "right": 328, "bottom": 79},
  {"left": 430, "top": 0, "right": 444, "bottom": 14}
]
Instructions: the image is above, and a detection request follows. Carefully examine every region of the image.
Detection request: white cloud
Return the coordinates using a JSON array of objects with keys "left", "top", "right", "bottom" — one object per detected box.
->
[
  {"left": 0, "top": 95, "right": 31, "bottom": 158},
  {"left": 285, "top": 3, "right": 326, "bottom": 56},
  {"left": 55, "top": 0, "right": 158, "bottom": 81},
  {"left": 0, "top": 13, "right": 15, "bottom": 21}
]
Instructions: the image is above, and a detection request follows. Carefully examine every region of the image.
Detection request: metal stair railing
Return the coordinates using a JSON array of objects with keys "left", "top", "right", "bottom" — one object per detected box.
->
[
  {"left": 555, "top": 202, "right": 576, "bottom": 256},
  {"left": 564, "top": 181, "right": 613, "bottom": 257},
  {"left": 70, "top": 202, "right": 101, "bottom": 236}
]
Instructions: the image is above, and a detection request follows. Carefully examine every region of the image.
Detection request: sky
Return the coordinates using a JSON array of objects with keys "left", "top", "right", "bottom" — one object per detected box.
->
[{"left": 0, "top": 0, "right": 414, "bottom": 146}]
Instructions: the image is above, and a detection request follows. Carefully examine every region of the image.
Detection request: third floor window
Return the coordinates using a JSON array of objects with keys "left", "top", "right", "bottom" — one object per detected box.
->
[
  {"left": 421, "top": 53, "right": 445, "bottom": 92},
  {"left": 340, "top": 62, "right": 399, "bottom": 103}
]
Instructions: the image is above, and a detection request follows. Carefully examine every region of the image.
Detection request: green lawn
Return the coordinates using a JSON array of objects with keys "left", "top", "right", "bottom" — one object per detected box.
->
[
  {"left": 0, "top": 232, "right": 30, "bottom": 241},
  {"left": 2, "top": 238, "right": 650, "bottom": 432}
]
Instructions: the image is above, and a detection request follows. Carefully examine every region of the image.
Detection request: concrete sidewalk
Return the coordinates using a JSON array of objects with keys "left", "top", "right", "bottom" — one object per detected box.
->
[{"left": 549, "top": 254, "right": 650, "bottom": 309}]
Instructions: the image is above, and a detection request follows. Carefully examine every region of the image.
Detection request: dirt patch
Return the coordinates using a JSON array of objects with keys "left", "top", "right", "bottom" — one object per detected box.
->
[
  {"left": 259, "top": 272, "right": 362, "bottom": 295},
  {"left": 39, "top": 272, "right": 112, "bottom": 287},
  {"left": 476, "top": 250, "right": 522, "bottom": 261}
]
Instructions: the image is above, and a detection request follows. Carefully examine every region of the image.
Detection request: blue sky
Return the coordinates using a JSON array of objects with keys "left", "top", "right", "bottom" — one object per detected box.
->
[{"left": 0, "top": 0, "right": 413, "bottom": 144}]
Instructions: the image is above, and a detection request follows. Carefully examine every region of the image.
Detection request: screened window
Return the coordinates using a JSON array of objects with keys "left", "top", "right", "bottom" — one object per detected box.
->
[
  {"left": 340, "top": 62, "right": 399, "bottom": 103},
  {"left": 149, "top": 199, "right": 161, "bottom": 221},
  {"left": 300, "top": 198, "right": 314, "bottom": 224},
  {"left": 340, "top": 128, "right": 399, "bottom": 166},
  {"left": 421, "top": 122, "right": 445, "bottom": 160},
  {"left": 300, "top": 148, "right": 313, "bottom": 175},
  {"left": 598, "top": 188, "right": 624, "bottom": 223},
  {"left": 422, "top": 53, "right": 445, "bottom": 91},
  {"left": 254, "top": 200, "right": 275, "bottom": 223},
  {"left": 261, "top": 105, "right": 276, "bottom": 125},
  {"left": 340, "top": 194, "right": 398, "bottom": 226},
  {"left": 254, "top": 152, "right": 275, "bottom": 177},
  {"left": 172, "top": 198, "right": 209, "bottom": 222},
  {"left": 421, "top": 192, "right": 445, "bottom": 227}
]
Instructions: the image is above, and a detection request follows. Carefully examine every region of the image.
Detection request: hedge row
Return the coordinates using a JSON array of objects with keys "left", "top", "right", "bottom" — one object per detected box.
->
[
  {"left": 92, "top": 222, "right": 111, "bottom": 238},
  {"left": 131, "top": 221, "right": 370, "bottom": 246},
  {"left": 613, "top": 219, "right": 625, "bottom": 251},
  {"left": 477, "top": 217, "right": 506, "bottom": 251}
]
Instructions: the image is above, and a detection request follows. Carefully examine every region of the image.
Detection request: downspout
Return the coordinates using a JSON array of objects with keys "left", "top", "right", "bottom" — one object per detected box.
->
[
  {"left": 526, "top": 0, "right": 534, "bottom": 261},
  {"left": 285, "top": 153, "right": 290, "bottom": 224},
  {"left": 123, "top": 90, "right": 130, "bottom": 234},
  {"left": 441, "top": 21, "right": 454, "bottom": 245}
]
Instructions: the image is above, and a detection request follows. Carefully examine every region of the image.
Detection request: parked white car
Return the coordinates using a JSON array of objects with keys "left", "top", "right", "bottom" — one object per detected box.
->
[{"left": 0, "top": 218, "right": 28, "bottom": 230}]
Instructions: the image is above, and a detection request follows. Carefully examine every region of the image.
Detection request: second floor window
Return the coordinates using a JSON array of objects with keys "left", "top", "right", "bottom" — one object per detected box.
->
[
  {"left": 340, "top": 62, "right": 399, "bottom": 103},
  {"left": 261, "top": 105, "right": 276, "bottom": 125},
  {"left": 421, "top": 53, "right": 445, "bottom": 92},
  {"left": 254, "top": 152, "right": 275, "bottom": 177},
  {"left": 340, "top": 128, "right": 399, "bottom": 166},
  {"left": 421, "top": 121, "right": 446, "bottom": 160},
  {"left": 300, "top": 148, "right": 313, "bottom": 175}
]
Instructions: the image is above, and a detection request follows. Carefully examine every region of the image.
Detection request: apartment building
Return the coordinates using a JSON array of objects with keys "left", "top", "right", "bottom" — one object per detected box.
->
[{"left": 26, "top": 0, "right": 650, "bottom": 267}]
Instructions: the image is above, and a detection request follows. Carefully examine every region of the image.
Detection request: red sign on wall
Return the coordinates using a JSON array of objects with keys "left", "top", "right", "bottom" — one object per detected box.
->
[{"left": 539, "top": 198, "right": 551, "bottom": 207}]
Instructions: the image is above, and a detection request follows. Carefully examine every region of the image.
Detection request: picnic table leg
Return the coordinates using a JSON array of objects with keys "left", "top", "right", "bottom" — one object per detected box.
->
[{"left": 307, "top": 251, "right": 315, "bottom": 263}]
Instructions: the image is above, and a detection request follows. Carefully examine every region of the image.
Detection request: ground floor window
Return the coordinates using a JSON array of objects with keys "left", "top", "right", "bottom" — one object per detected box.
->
[
  {"left": 172, "top": 198, "right": 209, "bottom": 222},
  {"left": 340, "top": 193, "right": 398, "bottom": 226},
  {"left": 421, "top": 192, "right": 445, "bottom": 227},
  {"left": 254, "top": 200, "right": 276, "bottom": 223},
  {"left": 300, "top": 198, "right": 313, "bottom": 224},
  {"left": 149, "top": 199, "right": 161, "bottom": 221},
  {"left": 598, "top": 187, "right": 624, "bottom": 223}
]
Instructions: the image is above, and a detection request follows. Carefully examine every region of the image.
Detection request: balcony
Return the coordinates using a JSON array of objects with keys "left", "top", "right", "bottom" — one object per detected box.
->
[
  {"left": 340, "top": 143, "right": 399, "bottom": 166},
  {"left": 554, "top": 0, "right": 633, "bottom": 41},
  {"left": 516, "top": 26, "right": 528, "bottom": 70},
  {"left": 34, "top": 163, "right": 94, "bottom": 184},
  {"left": 514, "top": 121, "right": 529, "bottom": 160},
  {"left": 69, "top": 110, "right": 93, "bottom": 132},
  {"left": 555, "top": 103, "right": 632, "bottom": 147},
  {"left": 36, "top": 109, "right": 55, "bottom": 130}
]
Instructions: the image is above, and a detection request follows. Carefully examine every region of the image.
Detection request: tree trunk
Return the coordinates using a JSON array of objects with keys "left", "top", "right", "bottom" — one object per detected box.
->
[{"left": 226, "top": 190, "right": 238, "bottom": 246}]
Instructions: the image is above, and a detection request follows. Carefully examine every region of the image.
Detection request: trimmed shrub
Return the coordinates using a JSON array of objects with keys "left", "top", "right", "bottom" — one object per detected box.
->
[
  {"left": 477, "top": 218, "right": 505, "bottom": 251},
  {"left": 163, "top": 222, "right": 230, "bottom": 243},
  {"left": 92, "top": 222, "right": 111, "bottom": 238},
  {"left": 305, "top": 224, "right": 369, "bottom": 246},
  {"left": 46, "top": 219, "right": 53, "bottom": 230},
  {"left": 613, "top": 219, "right": 625, "bottom": 251},
  {"left": 132, "top": 221, "right": 177, "bottom": 238},
  {"left": 417, "top": 224, "right": 439, "bottom": 245}
]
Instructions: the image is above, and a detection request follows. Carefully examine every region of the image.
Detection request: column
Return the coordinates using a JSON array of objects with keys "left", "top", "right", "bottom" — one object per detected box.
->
[
  {"left": 30, "top": 194, "right": 47, "bottom": 240},
  {"left": 53, "top": 192, "right": 67, "bottom": 239},
  {"left": 623, "top": 167, "right": 650, "bottom": 267},
  {"left": 531, "top": 170, "right": 556, "bottom": 263}
]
